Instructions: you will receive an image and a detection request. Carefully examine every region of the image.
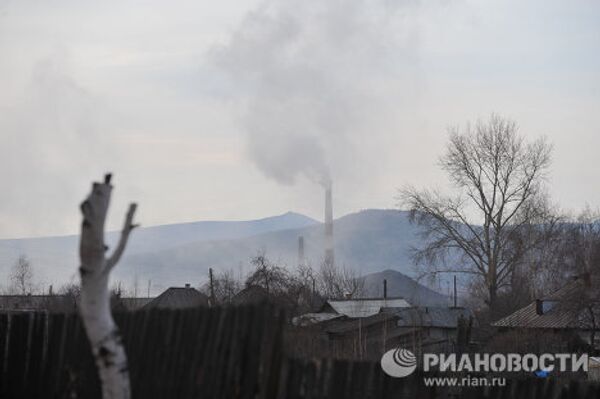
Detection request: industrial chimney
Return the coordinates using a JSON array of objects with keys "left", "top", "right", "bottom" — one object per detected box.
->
[
  {"left": 298, "top": 236, "right": 305, "bottom": 267},
  {"left": 324, "top": 182, "right": 334, "bottom": 266}
]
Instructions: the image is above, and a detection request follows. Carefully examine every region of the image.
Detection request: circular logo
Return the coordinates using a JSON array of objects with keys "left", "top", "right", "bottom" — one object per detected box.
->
[{"left": 381, "top": 348, "right": 417, "bottom": 378}]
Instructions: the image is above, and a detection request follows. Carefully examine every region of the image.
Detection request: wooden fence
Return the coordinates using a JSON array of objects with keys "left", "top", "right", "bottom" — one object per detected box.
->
[{"left": 1, "top": 305, "right": 599, "bottom": 398}]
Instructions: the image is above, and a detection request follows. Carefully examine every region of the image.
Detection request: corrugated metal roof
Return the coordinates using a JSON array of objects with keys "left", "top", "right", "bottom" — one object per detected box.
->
[
  {"left": 327, "top": 298, "right": 410, "bottom": 318},
  {"left": 325, "top": 312, "right": 398, "bottom": 334},
  {"left": 143, "top": 287, "right": 209, "bottom": 309}
]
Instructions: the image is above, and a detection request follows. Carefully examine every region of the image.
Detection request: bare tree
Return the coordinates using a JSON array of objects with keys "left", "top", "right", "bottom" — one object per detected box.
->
[
  {"left": 201, "top": 269, "right": 242, "bottom": 305},
  {"left": 400, "top": 114, "right": 554, "bottom": 313},
  {"left": 245, "top": 252, "right": 290, "bottom": 295},
  {"left": 318, "top": 261, "right": 365, "bottom": 299},
  {"left": 286, "top": 262, "right": 324, "bottom": 313},
  {"left": 79, "top": 174, "right": 137, "bottom": 399},
  {"left": 59, "top": 282, "right": 81, "bottom": 297},
  {"left": 10, "top": 255, "right": 34, "bottom": 295}
]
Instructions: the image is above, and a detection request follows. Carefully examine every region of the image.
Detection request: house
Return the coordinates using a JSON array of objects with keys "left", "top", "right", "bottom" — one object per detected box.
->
[
  {"left": 322, "top": 312, "right": 400, "bottom": 360},
  {"left": 0, "top": 295, "right": 77, "bottom": 313},
  {"left": 320, "top": 297, "right": 411, "bottom": 317},
  {"left": 492, "top": 274, "right": 599, "bottom": 348},
  {"left": 143, "top": 284, "right": 209, "bottom": 309},
  {"left": 293, "top": 297, "right": 410, "bottom": 327},
  {"left": 231, "top": 285, "right": 270, "bottom": 305},
  {"left": 290, "top": 297, "right": 412, "bottom": 359},
  {"left": 117, "top": 297, "right": 154, "bottom": 311},
  {"left": 0, "top": 294, "right": 157, "bottom": 313},
  {"left": 384, "top": 306, "right": 473, "bottom": 353},
  {"left": 291, "top": 295, "right": 473, "bottom": 359}
]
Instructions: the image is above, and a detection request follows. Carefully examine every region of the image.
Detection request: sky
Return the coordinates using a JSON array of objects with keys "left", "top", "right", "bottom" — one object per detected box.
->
[{"left": 0, "top": 0, "right": 599, "bottom": 238}]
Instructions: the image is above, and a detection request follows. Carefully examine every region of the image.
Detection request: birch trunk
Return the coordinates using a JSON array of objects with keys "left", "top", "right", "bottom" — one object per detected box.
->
[{"left": 79, "top": 174, "right": 137, "bottom": 399}]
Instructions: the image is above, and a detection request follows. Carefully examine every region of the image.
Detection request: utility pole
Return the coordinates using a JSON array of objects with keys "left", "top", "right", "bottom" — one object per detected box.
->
[{"left": 147, "top": 279, "right": 151, "bottom": 298}]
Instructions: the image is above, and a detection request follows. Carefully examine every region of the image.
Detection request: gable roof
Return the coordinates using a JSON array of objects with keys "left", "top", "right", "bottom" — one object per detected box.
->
[
  {"left": 118, "top": 297, "right": 154, "bottom": 311},
  {"left": 325, "top": 312, "right": 398, "bottom": 334},
  {"left": 231, "top": 285, "right": 269, "bottom": 305},
  {"left": 325, "top": 297, "right": 411, "bottom": 318},
  {"left": 143, "top": 287, "right": 209, "bottom": 309},
  {"left": 492, "top": 301, "right": 576, "bottom": 329},
  {"left": 492, "top": 276, "right": 587, "bottom": 329}
]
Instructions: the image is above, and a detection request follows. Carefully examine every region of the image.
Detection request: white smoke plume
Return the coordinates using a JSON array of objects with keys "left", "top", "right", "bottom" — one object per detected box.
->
[{"left": 213, "top": 0, "right": 422, "bottom": 187}]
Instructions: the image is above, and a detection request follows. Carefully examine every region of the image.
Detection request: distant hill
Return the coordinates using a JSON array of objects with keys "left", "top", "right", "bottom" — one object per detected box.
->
[
  {"left": 114, "top": 209, "right": 426, "bottom": 293},
  {"left": 0, "top": 212, "right": 318, "bottom": 288},
  {"left": 0, "top": 209, "right": 449, "bottom": 298},
  {"left": 361, "top": 269, "right": 450, "bottom": 307}
]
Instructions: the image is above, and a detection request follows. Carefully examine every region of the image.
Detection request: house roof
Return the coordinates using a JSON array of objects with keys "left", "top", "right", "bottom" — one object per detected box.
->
[
  {"left": 492, "top": 276, "right": 587, "bottom": 329},
  {"left": 492, "top": 301, "right": 576, "bottom": 329},
  {"left": 325, "top": 312, "right": 398, "bottom": 334},
  {"left": 118, "top": 297, "right": 154, "bottom": 311},
  {"left": 0, "top": 295, "right": 77, "bottom": 313},
  {"left": 231, "top": 285, "right": 269, "bottom": 305},
  {"left": 325, "top": 297, "right": 411, "bottom": 318},
  {"left": 386, "top": 306, "right": 473, "bottom": 329},
  {"left": 143, "top": 287, "right": 209, "bottom": 309}
]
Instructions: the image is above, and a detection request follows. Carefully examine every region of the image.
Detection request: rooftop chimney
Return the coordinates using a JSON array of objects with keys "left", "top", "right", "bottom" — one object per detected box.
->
[
  {"left": 535, "top": 299, "right": 543, "bottom": 315},
  {"left": 185, "top": 283, "right": 191, "bottom": 289},
  {"left": 324, "top": 182, "right": 334, "bottom": 266}
]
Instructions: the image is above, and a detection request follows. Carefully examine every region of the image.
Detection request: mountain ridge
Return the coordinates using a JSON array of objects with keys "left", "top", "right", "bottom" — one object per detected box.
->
[
  {"left": 0, "top": 211, "right": 320, "bottom": 288},
  {"left": 0, "top": 209, "right": 445, "bottom": 299}
]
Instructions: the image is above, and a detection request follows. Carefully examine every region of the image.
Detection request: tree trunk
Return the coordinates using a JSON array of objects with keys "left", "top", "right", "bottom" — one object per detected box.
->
[
  {"left": 79, "top": 174, "right": 136, "bottom": 399},
  {"left": 488, "top": 283, "right": 498, "bottom": 316}
]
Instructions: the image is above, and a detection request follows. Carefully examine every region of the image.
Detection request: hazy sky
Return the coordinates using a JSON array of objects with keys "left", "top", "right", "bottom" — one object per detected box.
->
[{"left": 0, "top": 0, "right": 599, "bottom": 238}]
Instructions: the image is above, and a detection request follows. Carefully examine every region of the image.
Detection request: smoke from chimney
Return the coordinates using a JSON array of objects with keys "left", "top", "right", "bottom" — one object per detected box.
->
[
  {"left": 324, "top": 182, "right": 334, "bottom": 266},
  {"left": 212, "top": 1, "right": 421, "bottom": 192}
]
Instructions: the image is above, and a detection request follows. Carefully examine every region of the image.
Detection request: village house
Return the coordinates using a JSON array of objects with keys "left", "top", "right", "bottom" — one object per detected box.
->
[
  {"left": 291, "top": 296, "right": 473, "bottom": 360},
  {"left": 142, "top": 284, "right": 209, "bottom": 309},
  {"left": 0, "top": 284, "right": 208, "bottom": 313},
  {"left": 492, "top": 274, "right": 600, "bottom": 350},
  {"left": 0, "top": 294, "right": 77, "bottom": 313},
  {"left": 383, "top": 306, "right": 473, "bottom": 353}
]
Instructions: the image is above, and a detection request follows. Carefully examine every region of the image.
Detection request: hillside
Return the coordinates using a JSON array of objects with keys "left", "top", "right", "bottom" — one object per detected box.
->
[
  {"left": 0, "top": 212, "right": 318, "bottom": 288},
  {"left": 361, "top": 269, "right": 450, "bottom": 306},
  {"left": 0, "top": 209, "right": 446, "bottom": 298},
  {"left": 114, "top": 209, "right": 426, "bottom": 294}
]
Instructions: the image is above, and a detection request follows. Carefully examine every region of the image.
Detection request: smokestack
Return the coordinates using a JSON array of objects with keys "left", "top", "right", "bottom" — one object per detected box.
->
[
  {"left": 453, "top": 275, "right": 457, "bottom": 308},
  {"left": 298, "top": 236, "right": 305, "bottom": 266},
  {"left": 324, "top": 182, "right": 334, "bottom": 266}
]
